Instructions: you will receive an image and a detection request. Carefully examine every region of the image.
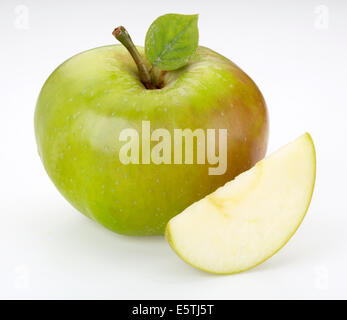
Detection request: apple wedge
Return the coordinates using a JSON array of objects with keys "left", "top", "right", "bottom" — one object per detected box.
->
[{"left": 166, "top": 133, "right": 316, "bottom": 274}]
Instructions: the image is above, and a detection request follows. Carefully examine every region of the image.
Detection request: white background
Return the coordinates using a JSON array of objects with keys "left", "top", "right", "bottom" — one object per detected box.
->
[{"left": 1, "top": 0, "right": 346, "bottom": 299}]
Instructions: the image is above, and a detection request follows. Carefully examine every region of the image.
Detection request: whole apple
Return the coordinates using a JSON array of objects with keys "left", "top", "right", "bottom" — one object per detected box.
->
[{"left": 35, "top": 16, "right": 268, "bottom": 235}]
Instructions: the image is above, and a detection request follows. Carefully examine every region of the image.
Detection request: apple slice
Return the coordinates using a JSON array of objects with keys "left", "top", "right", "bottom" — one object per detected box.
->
[{"left": 166, "top": 133, "right": 316, "bottom": 274}]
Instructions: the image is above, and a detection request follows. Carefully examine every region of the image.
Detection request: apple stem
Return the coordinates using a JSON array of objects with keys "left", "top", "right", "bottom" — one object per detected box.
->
[
  {"left": 112, "top": 26, "right": 155, "bottom": 89},
  {"left": 150, "top": 66, "right": 167, "bottom": 88}
]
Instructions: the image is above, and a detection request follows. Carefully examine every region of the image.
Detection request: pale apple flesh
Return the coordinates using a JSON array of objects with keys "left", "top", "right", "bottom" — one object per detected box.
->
[{"left": 166, "top": 133, "right": 316, "bottom": 274}]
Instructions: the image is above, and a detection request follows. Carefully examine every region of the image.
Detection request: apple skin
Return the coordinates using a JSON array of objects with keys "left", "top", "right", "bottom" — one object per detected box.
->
[{"left": 34, "top": 45, "right": 268, "bottom": 235}]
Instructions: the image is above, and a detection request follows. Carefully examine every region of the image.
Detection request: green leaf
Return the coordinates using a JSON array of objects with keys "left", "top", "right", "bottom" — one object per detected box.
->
[{"left": 145, "top": 14, "right": 199, "bottom": 71}]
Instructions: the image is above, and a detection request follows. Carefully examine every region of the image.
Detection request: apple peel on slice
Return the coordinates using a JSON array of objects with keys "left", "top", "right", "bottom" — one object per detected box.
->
[{"left": 166, "top": 133, "right": 316, "bottom": 274}]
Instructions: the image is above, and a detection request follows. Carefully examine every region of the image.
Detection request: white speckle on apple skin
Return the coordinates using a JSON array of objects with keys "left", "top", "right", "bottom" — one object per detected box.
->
[
  {"left": 178, "top": 88, "right": 186, "bottom": 96},
  {"left": 185, "top": 78, "right": 199, "bottom": 87},
  {"left": 73, "top": 112, "right": 81, "bottom": 119}
]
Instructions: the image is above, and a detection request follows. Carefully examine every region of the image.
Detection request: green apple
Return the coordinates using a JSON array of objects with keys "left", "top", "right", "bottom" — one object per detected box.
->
[
  {"left": 166, "top": 133, "right": 316, "bottom": 273},
  {"left": 34, "top": 14, "right": 268, "bottom": 235}
]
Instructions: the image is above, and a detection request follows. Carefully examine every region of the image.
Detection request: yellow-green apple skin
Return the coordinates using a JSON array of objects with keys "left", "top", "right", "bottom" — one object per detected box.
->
[
  {"left": 34, "top": 45, "right": 268, "bottom": 235},
  {"left": 166, "top": 133, "right": 316, "bottom": 273}
]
